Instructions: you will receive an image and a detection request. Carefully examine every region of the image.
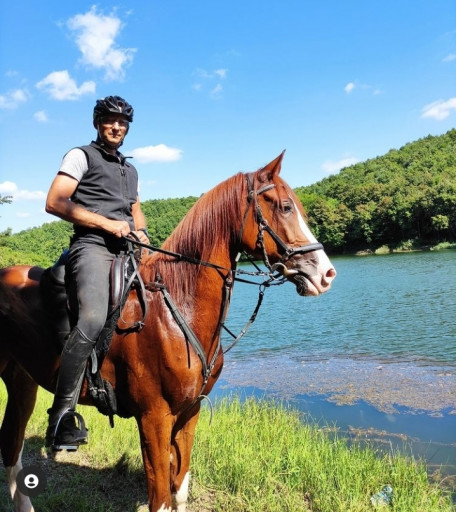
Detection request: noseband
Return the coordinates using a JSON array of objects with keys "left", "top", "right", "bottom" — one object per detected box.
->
[{"left": 240, "top": 173, "right": 324, "bottom": 271}]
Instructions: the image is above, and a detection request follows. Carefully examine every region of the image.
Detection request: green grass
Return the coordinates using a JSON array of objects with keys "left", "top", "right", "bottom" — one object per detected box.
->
[
  {"left": 0, "top": 387, "right": 454, "bottom": 511},
  {"left": 192, "top": 397, "right": 455, "bottom": 511}
]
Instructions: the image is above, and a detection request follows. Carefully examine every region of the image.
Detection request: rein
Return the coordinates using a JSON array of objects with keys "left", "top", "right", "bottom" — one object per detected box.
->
[{"left": 123, "top": 236, "right": 278, "bottom": 384}]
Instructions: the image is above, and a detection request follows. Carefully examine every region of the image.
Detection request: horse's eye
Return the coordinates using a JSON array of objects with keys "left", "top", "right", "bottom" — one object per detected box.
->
[{"left": 280, "top": 202, "right": 293, "bottom": 214}]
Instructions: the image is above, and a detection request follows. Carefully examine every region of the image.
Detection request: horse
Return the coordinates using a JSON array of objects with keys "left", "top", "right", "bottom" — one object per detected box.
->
[{"left": 0, "top": 152, "right": 336, "bottom": 512}]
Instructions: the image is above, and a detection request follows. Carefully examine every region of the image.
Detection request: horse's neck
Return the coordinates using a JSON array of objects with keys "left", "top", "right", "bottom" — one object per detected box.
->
[
  {"left": 149, "top": 245, "right": 234, "bottom": 336},
  {"left": 145, "top": 181, "right": 243, "bottom": 331}
]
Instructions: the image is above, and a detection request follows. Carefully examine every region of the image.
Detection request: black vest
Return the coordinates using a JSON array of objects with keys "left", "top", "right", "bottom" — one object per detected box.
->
[{"left": 71, "top": 141, "right": 138, "bottom": 238}]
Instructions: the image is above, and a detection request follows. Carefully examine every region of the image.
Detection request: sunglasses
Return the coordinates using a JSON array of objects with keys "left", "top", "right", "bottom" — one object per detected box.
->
[{"left": 100, "top": 116, "right": 129, "bottom": 128}]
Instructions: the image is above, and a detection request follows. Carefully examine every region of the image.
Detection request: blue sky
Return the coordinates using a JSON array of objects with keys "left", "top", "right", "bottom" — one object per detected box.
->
[{"left": 1, "top": 1, "right": 455, "bottom": 233}]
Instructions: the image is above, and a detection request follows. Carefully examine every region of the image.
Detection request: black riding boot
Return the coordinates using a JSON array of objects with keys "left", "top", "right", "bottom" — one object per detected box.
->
[{"left": 46, "top": 327, "right": 95, "bottom": 451}]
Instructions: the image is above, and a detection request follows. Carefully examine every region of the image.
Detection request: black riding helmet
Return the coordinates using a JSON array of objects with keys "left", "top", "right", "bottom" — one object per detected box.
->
[{"left": 93, "top": 95, "right": 134, "bottom": 128}]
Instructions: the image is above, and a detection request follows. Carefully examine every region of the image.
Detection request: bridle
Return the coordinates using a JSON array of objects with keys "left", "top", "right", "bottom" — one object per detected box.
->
[{"left": 240, "top": 173, "right": 324, "bottom": 273}]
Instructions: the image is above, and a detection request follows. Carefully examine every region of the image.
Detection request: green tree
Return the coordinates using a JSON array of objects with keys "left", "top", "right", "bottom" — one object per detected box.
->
[
  {"left": 307, "top": 198, "right": 352, "bottom": 252},
  {"left": 0, "top": 195, "right": 12, "bottom": 205},
  {"left": 300, "top": 128, "right": 456, "bottom": 252},
  {"left": 432, "top": 214, "right": 449, "bottom": 240}
]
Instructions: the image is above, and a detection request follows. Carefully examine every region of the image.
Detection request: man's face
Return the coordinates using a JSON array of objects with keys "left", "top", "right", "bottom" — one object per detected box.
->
[{"left": 98, "top": 115, "right": 129, "bottom": 147}]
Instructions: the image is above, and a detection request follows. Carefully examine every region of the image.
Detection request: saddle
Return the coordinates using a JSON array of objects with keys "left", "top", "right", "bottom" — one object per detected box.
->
[{"left": 40, "top": 247, "right": 146, "bottom": 424}]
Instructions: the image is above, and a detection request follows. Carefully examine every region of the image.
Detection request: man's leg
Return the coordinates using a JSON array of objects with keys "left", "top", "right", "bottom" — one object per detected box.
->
[
  {"left": 45, "top": 326, "right": 94, "bottom": 449},
  {"left": 46, "top": 241, "right": 114, "bottom": 450}
]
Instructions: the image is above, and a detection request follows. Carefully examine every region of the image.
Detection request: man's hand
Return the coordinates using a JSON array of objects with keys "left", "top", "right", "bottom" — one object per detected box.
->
[
  {"left": 132, "top": 229, "right": 150, "bottom": 244},
  {"left": 108, "top": 220, "right": 132, "bottom": 238}
]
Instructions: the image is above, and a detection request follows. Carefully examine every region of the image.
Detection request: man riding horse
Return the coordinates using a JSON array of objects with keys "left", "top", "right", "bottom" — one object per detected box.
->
[{"left": 45, "top": 95, "right": 150, "bottom": 451}]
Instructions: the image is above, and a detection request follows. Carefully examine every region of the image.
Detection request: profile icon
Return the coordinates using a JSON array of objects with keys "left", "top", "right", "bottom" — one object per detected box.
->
[
  {"left": 16, "top": 465, "right": 47, "bottom": 497},
  {"left": 25, "top": 474, "right": 39, "bottom": 488}
]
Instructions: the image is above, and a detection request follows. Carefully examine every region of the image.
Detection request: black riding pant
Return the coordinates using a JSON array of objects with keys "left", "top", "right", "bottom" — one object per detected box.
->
[{"left": 66, "top": 236, "right": 125, "bottom": 341}]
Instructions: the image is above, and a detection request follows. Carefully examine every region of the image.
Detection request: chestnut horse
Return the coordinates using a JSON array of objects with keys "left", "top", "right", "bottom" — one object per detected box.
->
[{"left": 0, "top": 153, "right": 336, "bottom": 512}]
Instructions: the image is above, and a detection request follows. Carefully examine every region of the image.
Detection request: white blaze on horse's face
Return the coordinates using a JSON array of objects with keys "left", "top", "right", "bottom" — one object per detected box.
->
[
  {"left": 292, "top": 200, "right": 336, "bottom": 296},
  {"left": 294, "top": 200, "right": 318, "bottom": 244}
]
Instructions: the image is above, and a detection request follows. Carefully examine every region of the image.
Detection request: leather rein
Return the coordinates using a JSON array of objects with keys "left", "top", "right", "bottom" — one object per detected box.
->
[{"left": 124, "top": 174, "right": 324, "bottom": 390}]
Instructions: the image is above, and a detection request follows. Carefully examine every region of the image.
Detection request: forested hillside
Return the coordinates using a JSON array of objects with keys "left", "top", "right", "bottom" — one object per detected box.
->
[
  {"left": 295, "top": 129, "right": 456, "bottom": 252},
  {"left": 1, "top": 129, "right": 455, "bottom": 267}
]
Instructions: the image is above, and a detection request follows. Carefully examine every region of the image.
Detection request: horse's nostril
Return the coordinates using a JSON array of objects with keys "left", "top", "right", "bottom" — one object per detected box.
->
[
  {"left": 323, "top": 267, "right": 337, "bottom": 285},
  {"left": 328, "top": 268, "right": 337, "bottom": 279}
]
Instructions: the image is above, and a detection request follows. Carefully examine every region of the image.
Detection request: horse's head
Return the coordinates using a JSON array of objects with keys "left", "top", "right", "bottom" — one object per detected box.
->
[{"left": 240, "top": 152, "right": 336, "bottom": 296}]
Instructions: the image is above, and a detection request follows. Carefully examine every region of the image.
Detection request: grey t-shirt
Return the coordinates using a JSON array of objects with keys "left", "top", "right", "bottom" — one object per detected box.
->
[{"left": 58, "top": 148, "right": 88, "bottom": 182}]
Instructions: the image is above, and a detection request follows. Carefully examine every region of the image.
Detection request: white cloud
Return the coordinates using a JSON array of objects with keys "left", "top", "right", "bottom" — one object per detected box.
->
[
  {"left": 214, "top": 69, "right": 227, "bottom": 79},
  {"left": 0, "top": 181, "right": 46, "bottom": 200},
  {"left": 15, "top": 189, "right": 46, "bottom": 200},
  {"left": 195, "top": 68, "right": 212, "bottom": 79},
  {"left": 193, "top": 68, "right": 228, "bottom": 97},
  {"left": 421, "top": 98, "right": 456, "bottom": 120},
  {"left": 0, "top": 182, "right": 18, "bottom": 194},
  {"left": 67, "top": 6, "right": 136, "bottom": 81},
  {"left": 344, "top": 82, "right": 355, "bottom": 94},
  {"left": 36, "top": 70, "right": 95, "bottom": 100},
  {"left": 0, "top": 88, "right": 29, "bottom": 109},
  {"left": 210, "top": 84, "right": 223, "bottom": 97},
  {"left": 195, "top": 68, "right": 227, "bottom": 80},
  {"left": 129, "top": 144, "right": 183, "bottom": 163},
  {"left": 344, "top": 80, "right": 382, "bottom": 95},
  {"left": 443, "top": 53, "right": 456, "bottom": 62},
  {"left": 322, "top": 156, "right": 360, "bottom": 175},
  {"left": 34, "top": 110, "right": 48, "bottom": 122}
]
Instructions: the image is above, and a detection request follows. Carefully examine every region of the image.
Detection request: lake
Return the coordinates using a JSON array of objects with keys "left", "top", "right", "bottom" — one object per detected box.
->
[{"left": 212, "top": 250, "right": 456, "bottom": 477}]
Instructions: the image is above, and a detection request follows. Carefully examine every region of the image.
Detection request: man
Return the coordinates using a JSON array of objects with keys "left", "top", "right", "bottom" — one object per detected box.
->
[{"left": 45, "top": 95, "right": 149, "bottom": 450}]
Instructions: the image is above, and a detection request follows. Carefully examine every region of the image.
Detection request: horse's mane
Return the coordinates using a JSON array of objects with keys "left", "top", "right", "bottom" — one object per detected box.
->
[
  {"left": 140, "top": 163, "right": 299, "bottom": 315},
  {"left": 164, "top": 172, "right": 246, "bottom": 260},
  {"left": 141, "top": 172, "right": 247, "bottom": 310}
]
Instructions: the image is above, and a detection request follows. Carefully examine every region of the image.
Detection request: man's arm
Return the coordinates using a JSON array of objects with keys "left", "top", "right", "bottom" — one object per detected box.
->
[
  {"left": 131, "top": 196, "right": 150, "bottom": 244},
  {"left": 46, "top": 173, "right": 132, "bottom": 238}
]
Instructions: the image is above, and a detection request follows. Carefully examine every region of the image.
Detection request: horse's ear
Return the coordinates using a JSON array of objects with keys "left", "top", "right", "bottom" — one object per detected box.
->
[{"left": 258, "top": 150, "right": 286, "bottom": 182}]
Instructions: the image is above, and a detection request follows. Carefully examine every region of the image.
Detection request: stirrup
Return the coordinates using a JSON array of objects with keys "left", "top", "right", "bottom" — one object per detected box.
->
[{"left": 50, "top": 410, "right": 88, "bottom": 452}]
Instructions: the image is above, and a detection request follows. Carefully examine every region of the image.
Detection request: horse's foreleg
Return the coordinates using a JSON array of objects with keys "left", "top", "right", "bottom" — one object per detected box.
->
[
  {"left": 1, "top": 361, "right": 38, "bottom": 512},
  {"left": 137, "top": 409, "right": 175, "bottom": 512},
  {"left": 5, "top": 443, "right": 35, "bottom": 512},
  {"left": 170, "top": 407, "right": 201, "bottom": 512}
]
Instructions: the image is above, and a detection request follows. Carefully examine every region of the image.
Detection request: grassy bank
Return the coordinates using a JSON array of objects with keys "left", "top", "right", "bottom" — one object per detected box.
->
[
  {"left": 0, "top": 387, "right": 454, "bottom": 511},
  {"left": 353, "top": 241, "right": 456, "bottom": 255}
]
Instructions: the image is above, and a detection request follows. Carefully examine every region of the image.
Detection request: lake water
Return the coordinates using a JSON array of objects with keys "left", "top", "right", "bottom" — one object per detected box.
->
[{"left": 212, "top": 250, "right": 456, "bottom": 478}]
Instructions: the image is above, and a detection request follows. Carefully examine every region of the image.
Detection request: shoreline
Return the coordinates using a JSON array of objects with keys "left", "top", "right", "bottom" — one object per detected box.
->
[
  {"left": 218, "top": 355, "right": 456, "bottom": 414},
  {"left": 337, "top": 242, "right": 456, "bottom": 256}
]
